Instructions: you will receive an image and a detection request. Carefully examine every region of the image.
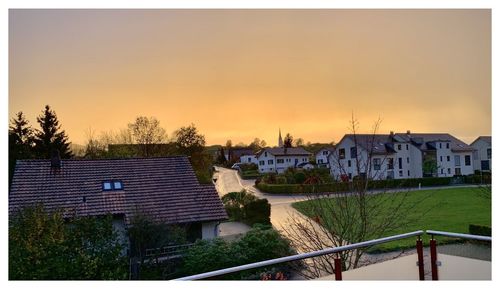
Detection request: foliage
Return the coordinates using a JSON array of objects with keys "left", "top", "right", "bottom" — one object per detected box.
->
[
  {"left": 33, "top": 105, "right": 73, "bottom": 159},
  {"left": 181, "top": 226, "right": 294, "bottom": 280},
  {"left": 9, "top": 204, "right": 127, "bottom": 280},
  {"left": 283, "top": 133, "right": 293, "bottom": 148},
  {"left": 127, "top": 116, "right": 167, "bottom": 157},
  {"left": 238, "top": 163, "right": 258, "bottom": 172},
  {"left": 174, "top": 124, "right": 206, "bottom": 156},
  {"left": 9, "top": 111, "right": 35, "bottom": 183},
  {"left": 216, "top": 146, "right": 227, "bottom": 165},
  {"left": 221, "top": 191, "right": 271, "bottom": 226},
  {"left": 469, "top": 224, "right": 491, "bottom": 237},
  {"left": 244, "top": 199, "right": 271, "bottom": 226},
  {"left": 248, "top": 138, "right": 267, "bottom": 151}
]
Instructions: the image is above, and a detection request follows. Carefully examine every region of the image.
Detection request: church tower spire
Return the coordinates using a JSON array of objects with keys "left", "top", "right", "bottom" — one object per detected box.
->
[{"left": 278, "top": 128, "right": 283, "bottom": 147}]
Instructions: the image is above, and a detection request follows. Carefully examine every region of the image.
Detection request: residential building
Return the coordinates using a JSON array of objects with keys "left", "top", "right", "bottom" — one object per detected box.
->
[
  {"left": 470, "top": 136, "right": 491, "bottom": 172},
  {"left": 9, "top": 156, "right": 228, "bottom": 246},
  {"left": 225, "top": 148, "right": 254, "bottom": 164},
  {"left": 315, "top": 146, "right": 335, "bottom": 168},
  {"left": 239, "top": 154, "right": 258, "bottom": 165},
  {"left": 329, "top": 131, "right": 474, "bottom": 180},
  {"left": 256, "top": 147, "right": 312, "bottom": 174}
]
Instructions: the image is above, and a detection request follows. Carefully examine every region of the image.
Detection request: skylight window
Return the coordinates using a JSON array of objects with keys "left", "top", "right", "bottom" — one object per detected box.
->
[{"left": 102, "top": 181, "right": 123, "bottom": 191}]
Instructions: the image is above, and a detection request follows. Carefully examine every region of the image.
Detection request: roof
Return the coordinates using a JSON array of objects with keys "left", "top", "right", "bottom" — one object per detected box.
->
[
  {"left": 256, "top": 147, "right": 312, "bottom": 157},
  {"left": 344, "top": 134, "right": 396, "bottom": 155},
  {"left": 9, "top": 156, "right": 228, "bottom": 225},
  {"left": 395, "top": 133, "right": 474, "bottom": 152},
  {"left": 315, "top": 146, "right": 336, "bottom": 156},
  {"left": 470, "top": 136, "right": 491, "bottom": 146}
]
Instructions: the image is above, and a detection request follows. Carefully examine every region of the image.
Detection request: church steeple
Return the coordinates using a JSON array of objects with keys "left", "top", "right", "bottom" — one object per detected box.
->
[{"left": 278, "top": 128, "right": 283, "bottom": 147}]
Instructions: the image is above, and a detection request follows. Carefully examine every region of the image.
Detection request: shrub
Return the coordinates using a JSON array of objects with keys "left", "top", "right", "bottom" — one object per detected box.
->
[
  {"left": 244, "top": 199, "right": 271, "bottom": 226},
  {"left": 293, "top": 172, "right": 306, "bottom": 184},
  {"left": 239, "top": 163, "right": 258, "bottom": 172},
  {"left": 469, "top": 224, "right": 491, "bottom": 236},
  {"left": 221, "top": 191, "right": 257, "bottom": 221}
]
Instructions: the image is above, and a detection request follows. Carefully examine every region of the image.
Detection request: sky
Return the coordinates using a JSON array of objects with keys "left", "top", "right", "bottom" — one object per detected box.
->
[{"left": 9, "top": 9, "right": 491, "bottom": 146}]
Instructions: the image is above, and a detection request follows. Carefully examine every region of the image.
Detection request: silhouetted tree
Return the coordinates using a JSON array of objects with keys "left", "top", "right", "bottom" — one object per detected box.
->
[
  {"left": 283, "top": 133, "right": 293, "bottom": 148},
  {"left": 175, "top": 124, "right": 206, "bottom": 156},
  {"left": 249, "top": 138, "right": 267, "bottom": 151},
  {"left": 33, "top": 105, "right": 73, "bottom": 159},
  {"left": 217, "top": 147, "right": 227, "bottom": 165},
  {"left": 128, "top": 116, "right": 167, "bottom": 157},
  {"left": 9, "top": 111, "right": 35, "bottom": 183},
  {"left": 293, "top": 138, "right": 304, "bottom": 147}
]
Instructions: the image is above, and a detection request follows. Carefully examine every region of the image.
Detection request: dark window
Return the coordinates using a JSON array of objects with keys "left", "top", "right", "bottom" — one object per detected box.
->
[
  {"left": 265, "top": 152, "right": 268, "bottom": 157},
  {"left": 399, "top": 170, "right": 403, "bottom": 177},
  {"left": 348, "top": 173, "right": 352, "bottom": 180},
  {"left": 248, "top": 157, "right": 251, "bottom": 162},
  {"left": 373, "top": 158, "right": 381, "bottom": 170},
  {"left": 440, "top": 156, "right": 443, "bottom": 162},
  {"left": 339, "top": 148, "right": 345, "bottom": 159},
  {"left": 446, "top": 143, "right": 450, "bottom": 149},
  {"left": 447, "top": 156, "right": 450, "bottom": 162},
  {"left": 481, "top": 160, "right": 490, "bottom": 171},
  {"left": 277, "top": 159, "right": 284, "bottom": 164},
  {"left": 398, "top": 157, "right": 403, "bottom": 169},
  {"left": 487, "top": 148, "right": 491, "bottom": 159},
  {"left": 350, "top": 147, "right": 357, "bottom": 159},
  {"left": 398, "top": 144, "right": 402, "bottom": 150},
  {"left": 455, "top": 168, "right": 462, "bottom": 176},
  {"left": 407, "top": 170, "right": 410, "bottom": 176},
  {"left": 448, "top": 168, "right": 451, "bottom": 174},
  {"left": 387, "top": 158, "right": 394, "bottom": 170},
  {"left": 268, "top": 159, "right": 274, "bottom": 165},
  {"left": 259, "top": 160, "right": 264, "bottom": 165},
  {"left": 465, "top": 155, "right": 471, "bottom": 166},
  {"left": 441, "top": 168, "right": 444, "bottom": 174},
  {"left": 406, "top": 144, "right": 409, "bottom": 150},
  {"left": 454, "top": 155, "right": 460, "bottom": 166},
  {"left": 348, "top": 160, "right": 351, "bottom": 167},
  {"left": 439, "top": 143, "right": 442, "bottom": 149}
]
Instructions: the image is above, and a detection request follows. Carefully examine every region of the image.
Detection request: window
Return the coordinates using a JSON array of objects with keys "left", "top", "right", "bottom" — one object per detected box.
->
[
  {"left": 407, "top": 170, "right": 410, "bottom": 176},
  {"left": 265, "top": 152, "right": 268, "bottom": 157},
  {"left": 455, "top": 168, "right": 462, "bottom": 175},
  {"left": 318, "top": 159, "right": 323, "bottom": 164},
  {"left": 447, "top": 156, "right": 450, "bottom": 162},
  {"left": 481, "top": 160, "right": 490, "bottom": 171},
  {"left": 446, "top": 143, "right": 450, "bottom": 149},
  {"left": 487, "top": 148, "right": 491, "bottom": 159},
  {"left": 398, "top": 157, "right": 403, "bottom": 169},
  {"left": 398, "top": 144, "right": 402, "bottom": 150},
  {"left": 406, "top": 144, "right": 409, "bottom": 150},
  {"left": 248, "top": 157, "right": 251, "bottom": 162},
  {"left": 407, "top": 157, "right": 410, "bottom": 164},
  {"left": 103, "top": 181, "right": 123, "bottom": 191},
  {"left": 323, "top": 150, "right": 329, "bottom": 155},
  {"left": 439, "top": 143, "right": 442, "bottom": 149},
  {"left": 465, "top": 155, "right": 471, "bottom": 166},
  {"left": 277, "top": 159, "right": 284, "bottom": 164},
  {"left": 399, "top": 170, "right": 403, "bottom": 177},
  {"left": 387, "top": 158, "right": 394, "bottom": 170},
  {"left": 339, "top": 148, "right": 345, "bottom": 159},
  {"left": 441, "top": 168, "right": 444, "bottom": 174},
  {"left": 454, "top": 155, "right": 460, "bottom": 166},
  {"left": 268, "top": 160, "right": 274, "bottom": 165},
  {"left": 373, "top": 158, "right": 381, "bottom": 170},
  {"left": 350, "top": 147, "right": 357, "bottom": 159},
  {"left": 259, "top": 160, "right": 264, "bottom": 165},
  {"left": 348, "top": 160, "right": 352, "bottom": 167},
  {"left": 440, "top": 156, "right": 443, "bottom": 162},
  {"left": 448, "top": 168, "right": 451, "bottom": 174},
  {"left": 348, "top": 173, "right": 352, "bottom": 180}
]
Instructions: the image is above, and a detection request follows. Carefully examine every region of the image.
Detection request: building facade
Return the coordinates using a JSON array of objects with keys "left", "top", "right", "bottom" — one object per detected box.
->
[
  {"left": 256, "top": 147, "right": 312, "bottom": 174},
  {"left": 470, "top": 136, "right": 492, "bottom": 172}
]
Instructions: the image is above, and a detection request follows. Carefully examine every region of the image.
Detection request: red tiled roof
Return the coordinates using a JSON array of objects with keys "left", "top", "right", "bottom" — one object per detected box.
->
[{"left": 9, "top": 156, "right": 228, "bottom": 225}]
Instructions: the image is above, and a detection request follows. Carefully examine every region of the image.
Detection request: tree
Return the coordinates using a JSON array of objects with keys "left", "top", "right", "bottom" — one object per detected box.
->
[
  {"left": 83, "top": 128, "right": 107, "bottom": 159},
  {"left": 249, "top": 138, "right": 267, "bottom": 151},
  {"left": 283, "top": 133, "right": 293, "bottom": 148},
  {"left": 293, "top": 138, "right": 304, "bottom": 147},
  {"left": 217, "top": 147, "right": 227, "bottom": 165},
  {"left": 33, "top": 105, "right": 73, "bottom": 159},
  {"left": 281, "top": 117, "right": 431, "bottom": 279},
  {"left": 9, "top": 112, "right": 35, "bottom": 182},
  {"left": 128, "top": 116, "right": 167, "bottom": 157},
  {"left": 9, "top": 204, "right": 127, "bottom": 280},
  {"left": 174, "top": 124, "right": 206, "bottom": 156}
]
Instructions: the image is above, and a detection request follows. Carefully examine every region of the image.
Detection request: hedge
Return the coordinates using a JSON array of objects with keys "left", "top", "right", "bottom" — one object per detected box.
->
[
  {"left": 256, "top": 177, "right": 457, "bottom": 194},
  {"left": 240, "top": 170, "right": 262, "bottom": 180},
  {"left": 469, "top": 224, "right": 491, "bottom": 237}
]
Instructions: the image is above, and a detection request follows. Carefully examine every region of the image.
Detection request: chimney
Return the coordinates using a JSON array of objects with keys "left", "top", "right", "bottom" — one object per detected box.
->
[{"left": 51, "top": 150, "right": 61, "bottom": 170}]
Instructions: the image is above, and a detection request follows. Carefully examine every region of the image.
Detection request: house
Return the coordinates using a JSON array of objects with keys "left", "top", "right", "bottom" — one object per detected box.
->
[
  {"left": 315, "top": 146, "right": 335, "bottom": 168},
  {"left": 225, "top": 148, "right": 255, "bottom": 164},
  {"left": 239, "top": 154, "right": 258, "bottom": 165},
  {"left": 470, "top": 136, "right": 491, "bottom": 172},
  {"left": 256, "top": 147, "right": 312, "bottom": 174},
  {"left": 9, "top": 156, "right": 228, "bottom": 246},
  {"left": 329, "top": 131, "right": 474, "bottom": 180}
]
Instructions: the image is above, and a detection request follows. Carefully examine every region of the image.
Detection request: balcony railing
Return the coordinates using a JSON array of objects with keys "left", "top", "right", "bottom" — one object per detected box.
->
[{"left": 175, "top": 230, "right": 491, "bottom": 281}]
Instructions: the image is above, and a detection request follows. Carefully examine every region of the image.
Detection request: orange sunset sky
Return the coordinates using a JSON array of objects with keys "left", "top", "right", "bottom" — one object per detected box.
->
[{"left": 9, "top": 9, "right": 491, "bottom": 146}]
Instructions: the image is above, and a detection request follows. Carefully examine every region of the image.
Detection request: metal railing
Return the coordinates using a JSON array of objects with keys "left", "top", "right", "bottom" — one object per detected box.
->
[
  {"left": 145, "top": 243, "right": 194, "bottom": 258},
  {"left": 175, "top": 230, "right": 424, "bottom": 280},
  {"left": 426, "top": 229, "right": 491, "bottom": 280}
]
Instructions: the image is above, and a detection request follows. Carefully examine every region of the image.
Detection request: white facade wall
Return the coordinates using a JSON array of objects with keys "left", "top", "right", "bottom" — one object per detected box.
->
[
  {"left": 202, "top": 221, "right": 220, "bottom": 239},
  {"left": 471, "top": 139, "right": 491, "bottom": 172},
  {"left": 240, "top": 154, "right": 258, "bottom": 165},
  {"left": 435, "top": 141, "right": 454, "bottom": 177},
  {"left": 257, "top": 151, "right": 276, "bottom": 173},
  {"left": 453, "top": 151, "right": 474, "bottom": 176},
  {"left": 316, "top": 149, "right": 332, "bottom": 168},
  {"left": 257, "top": 151, "right": 310, "bottom": 174}
]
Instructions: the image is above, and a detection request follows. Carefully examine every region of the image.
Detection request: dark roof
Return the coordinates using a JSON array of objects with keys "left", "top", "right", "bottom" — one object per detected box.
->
[
  {"left": 395, "top": 133, "right": 474, "bottom": 152},
  {"left": 344, "top": 134, "right": 395, "bottom": 155},
  {"left": 470, "top": 136, "right": 491, "bottom": 146},
  {"left": 256, "top": 147, "right": 312, "bottom": 157},
  {"left": 229, "top": 148, "right": 255, "bottom": 158},
  {"left": 9, "top": 156, "right": 228, "bottom": 225},
  {"left": 315, "top": 146, "right": 336, "bottom": 156}
]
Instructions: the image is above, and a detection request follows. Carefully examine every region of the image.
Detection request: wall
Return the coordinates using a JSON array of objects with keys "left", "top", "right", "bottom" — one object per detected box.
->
[{"left": 202, "top": 221, "right": 220, "bottom": 239}]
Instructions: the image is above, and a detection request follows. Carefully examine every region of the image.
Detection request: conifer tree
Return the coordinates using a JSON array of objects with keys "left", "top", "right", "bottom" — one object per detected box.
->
[{"left": 34, "top": 105, "right": 73, "bottom": 158}]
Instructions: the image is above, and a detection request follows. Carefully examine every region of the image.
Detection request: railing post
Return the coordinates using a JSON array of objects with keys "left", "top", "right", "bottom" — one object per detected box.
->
[
  {"left": 430, "top": 235, "right": 438, "bottom": 280},
  {"left": 416, "top": 235, "right": 425, "bottom": 280},
  {"left": 334, "top": 254, "right": 342, "bottom": 281}
]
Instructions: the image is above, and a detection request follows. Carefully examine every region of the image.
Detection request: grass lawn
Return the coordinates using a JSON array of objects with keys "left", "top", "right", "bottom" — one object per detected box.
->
[{"left": 292, "top": 187, "right": 491, "bottom": 252}]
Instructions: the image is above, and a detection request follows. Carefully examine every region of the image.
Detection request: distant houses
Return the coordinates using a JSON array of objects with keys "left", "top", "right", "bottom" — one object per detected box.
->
[
  {"left": 315, "top": 146, "right": 335, "bottom": 168},
  {"left": 256, "top": 147, "right": 312, "bottom": 174},
  {"left": 329, "top": 131, "right": 476, "bottom": 181},
  {"left": 9, "top": 156, "right": 228, "bottom": 245},
  {"left": 470, "top": 136, "right": 492, "bottom": 172}
]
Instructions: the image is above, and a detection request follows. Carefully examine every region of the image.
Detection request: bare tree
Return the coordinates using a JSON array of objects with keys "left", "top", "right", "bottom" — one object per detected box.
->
[
  {"left": 281, "top": 117, "right": 433, "bottom": 279},
  {"left": 83, "top": 127, "right": 107, "bottom": 159}
]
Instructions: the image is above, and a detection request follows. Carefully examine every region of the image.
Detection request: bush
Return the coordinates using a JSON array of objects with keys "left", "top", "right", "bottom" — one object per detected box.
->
[
  {"left": 181, "top": 226, "right": 294, "bottom": 280},
  {"left": 239, "top": 163, "right": 258, "bottom": 172},
  {"left": 294, "top": 172, "right": 306, "bottom": 184},
  {"left": 244, "top": 199, "right": 271, "bottom": 226},
  {"left": 469, "top": 224, "right": 491, "bottom": 236}
]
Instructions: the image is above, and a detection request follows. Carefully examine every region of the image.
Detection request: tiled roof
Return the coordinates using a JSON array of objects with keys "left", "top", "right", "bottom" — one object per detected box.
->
[
  {"left": 344, "top": 134, "right": 395, "bottom": 155},
  {"left": 395, "top": 133, "right": 474, "bottom": 152},
  {"left": 9, "top": 156, "right": 228, "bottom": 225},
  {"left": 256, "top": 147, "right": 312, "bottom": 157}
]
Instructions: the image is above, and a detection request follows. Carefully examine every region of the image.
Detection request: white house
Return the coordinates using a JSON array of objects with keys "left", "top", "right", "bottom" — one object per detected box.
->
[
  {"left": 315, "top": 146, "right": 335, "bottom": 168},
  {"left": 256, "top": 147, "right": 312, "bottom": 174},
  {"left": 470, "top": 136, "right": 491, "bottom": 172},
  {"left": 240, "top": 154, "right": 258, "bottom": 165},
  {"left": 329, "top": 131, "right": 474, "bottom": 180}
]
